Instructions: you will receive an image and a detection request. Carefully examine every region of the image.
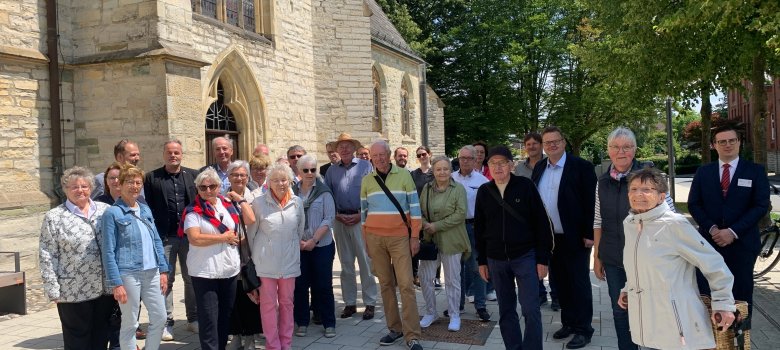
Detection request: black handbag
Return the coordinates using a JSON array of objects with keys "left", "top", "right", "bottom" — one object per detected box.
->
[
  {"left": 236, "top": 210, "right": 261, "bottom": 292},
  {"left": 417, "top": 184, "right": 439, "bottom": 261}
]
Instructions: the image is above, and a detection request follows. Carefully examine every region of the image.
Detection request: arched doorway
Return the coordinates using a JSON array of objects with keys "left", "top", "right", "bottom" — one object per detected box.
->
[{"left": 205, "top": 81, "right": 239, "bottom": 163}]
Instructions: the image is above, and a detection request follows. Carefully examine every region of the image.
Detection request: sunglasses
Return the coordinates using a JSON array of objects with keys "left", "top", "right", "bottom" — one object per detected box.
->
[
  {"left": 197, "top": 184, "right": 219, "bottom": 191},
  {"left": 288, "top": 154, "right": 303, "bottom": 159},
  {"left": 302, "top": 168, "right": 317, "bottom": 174},
  {"left": 416, "top": 153, "right": 428, "bottom": 158}
]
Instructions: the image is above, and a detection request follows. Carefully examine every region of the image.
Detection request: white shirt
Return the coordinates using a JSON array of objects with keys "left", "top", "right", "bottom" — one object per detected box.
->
[
  {"left": 184, "top": 200, "right": 240, "bottom": 279},
  {"left": 451, "top": 169, "right": 489, "bottom": 219},
  {"left": 718, "top": 157, "right": 739, "bottom": 184},
  {"left": 538, "top": 153, "right": 566, "bottom": 233}
]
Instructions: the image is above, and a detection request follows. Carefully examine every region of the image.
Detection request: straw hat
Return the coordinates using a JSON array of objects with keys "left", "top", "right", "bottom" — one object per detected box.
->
[{"left": 327, "top": 132, "right": 363, "bottom": 149}]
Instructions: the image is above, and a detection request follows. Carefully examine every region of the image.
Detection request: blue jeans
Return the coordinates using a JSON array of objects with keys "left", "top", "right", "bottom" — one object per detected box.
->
[
  {"left": 192, "top": 276, "right": 238, "bottom": 350},
  {"left": 294, "top": 242, "right": 337, "bottom": 328},
  {"left": 488, "top": 251, "right": 542, "bottom": 350},
  {"left": 604, "top": 264, "right": 638, "bottom": 350},
  {"left": 118, "top": 269, "right": 167, "bottom": 350},
  {"left": 460, "top": 222, "right": 486, "bottom": 309}
]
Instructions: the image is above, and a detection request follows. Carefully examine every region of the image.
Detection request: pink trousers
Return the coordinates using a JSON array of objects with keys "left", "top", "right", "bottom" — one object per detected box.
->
[{"left": 259, "top": 277, "right": 295, "bottom": 350}]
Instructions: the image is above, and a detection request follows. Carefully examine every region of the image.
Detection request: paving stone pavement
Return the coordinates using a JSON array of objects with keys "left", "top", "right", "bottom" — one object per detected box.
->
[{"left": 2, "top": 254, "right": 779, "bottom": 350}]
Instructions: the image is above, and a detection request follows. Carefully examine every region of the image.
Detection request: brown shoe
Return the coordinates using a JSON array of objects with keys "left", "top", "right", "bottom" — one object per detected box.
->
[
  {"left": 340, "top": 305, "right": 357, "bottom": 318},
  {"left": 135, "top": 327, "right": 146, "bottom": 340},
  {"left": 362, "top": 305, "right": 375, "bottom": 320}
]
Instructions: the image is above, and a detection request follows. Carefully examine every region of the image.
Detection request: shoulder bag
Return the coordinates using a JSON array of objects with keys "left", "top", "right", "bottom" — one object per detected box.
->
[
  {"left": 235, "top": 208, "right": 261, "bottom": 293},
  {"left": 417, "top": 184, "right": 439, "bottom": 260}
]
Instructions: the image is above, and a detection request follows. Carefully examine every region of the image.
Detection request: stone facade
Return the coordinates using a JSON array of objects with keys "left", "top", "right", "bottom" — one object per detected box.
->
[{"left": 0, "top": 0, "right": 445, "bottom": 271}]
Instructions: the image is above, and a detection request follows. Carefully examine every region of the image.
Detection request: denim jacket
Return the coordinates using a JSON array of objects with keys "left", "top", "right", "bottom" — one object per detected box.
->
[{"left": 101, "top": 198, "right": 169, "bottom": 288}]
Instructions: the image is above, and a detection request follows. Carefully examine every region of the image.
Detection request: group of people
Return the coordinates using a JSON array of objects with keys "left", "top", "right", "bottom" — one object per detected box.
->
[{"left": 38, "top": 123, "right": 768, "bottom": 350}]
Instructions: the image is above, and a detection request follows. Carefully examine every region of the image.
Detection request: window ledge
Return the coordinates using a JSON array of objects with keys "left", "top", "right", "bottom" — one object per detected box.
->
[{"left": 192, "top": 13, "right": 274, "bottom": 46}]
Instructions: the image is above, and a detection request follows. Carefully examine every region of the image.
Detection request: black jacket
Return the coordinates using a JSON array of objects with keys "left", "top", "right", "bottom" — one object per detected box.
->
[
  {"left": 531, "top": 153, "right": 597, "bottom": 248},
  {"left": 144, "top": 166, "right": 198, "bottom": 238},
  {"left": 474, "top": 174, "right": 554, "bottom": 266}
]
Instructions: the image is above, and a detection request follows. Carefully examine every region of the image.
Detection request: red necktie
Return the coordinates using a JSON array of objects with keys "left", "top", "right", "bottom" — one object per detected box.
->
[{"left": 721, "top": 164, "right": 731, "bottom": 197}]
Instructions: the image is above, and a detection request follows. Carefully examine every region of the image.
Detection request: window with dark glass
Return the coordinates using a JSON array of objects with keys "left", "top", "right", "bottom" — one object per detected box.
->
[
  {"left": 206, "top": 81, "right": 240, "bottom": 162},
  {"left": 191, "top": 0, "right": 270, "bottom": 36},
  {"left": 243, "top": 0, "right": 256, "bottom": 32},
  {"left": 201, "top": 0, "right": 217, "bottom": 19},
  {"left": 372, "top": 67, "right": 382, "bottom": 132},
  {"left": 401, "top": 82, "right": 410, "bottom": 136}
]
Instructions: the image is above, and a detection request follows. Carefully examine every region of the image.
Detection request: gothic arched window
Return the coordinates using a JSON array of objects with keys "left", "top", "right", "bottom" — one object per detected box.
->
[
  {"left": 205, "top": 81, "right": 239, "bottom": 162},
  {"left": 372, "top": 67, "right": 383, "bottom": 132},
  {"left": 400, "top": 80, "right": 410, "bottom": 136}
]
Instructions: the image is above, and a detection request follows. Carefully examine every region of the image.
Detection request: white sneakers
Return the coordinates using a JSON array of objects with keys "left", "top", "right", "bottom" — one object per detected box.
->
[
  {"left": 419, "top": 314, "right": 437, "bottom": 328},
  {"left": 161, "top": 325, "right": 174, "bottom": 341},
  {"left": 448, "top": 315, "right": 461, "bottom": 332}
]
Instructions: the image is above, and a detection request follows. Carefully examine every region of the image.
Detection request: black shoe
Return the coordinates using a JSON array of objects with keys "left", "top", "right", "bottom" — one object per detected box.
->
[
  {"left": 565, "top": 334, "right": 591, "bottom": 349},
  {"left": 407, "top": 339, "right": 423, "bottom": 350},
  {"left": 379, "top": 330, "right": 404, "bottom": 346},
  {"left": 550, "top": 298, "right": 560, "bottom": 311},
  {"left": 552, "top": 326, "right": 574, "bottom": 339},
  {"left": 135, "top": 327, "right": 146, "bottom": 340},
  {"left": 476, "top": 308, "right": 490, "bottom": 322},
  {"left": 341, "top": 305, "right": 357, "bottom": 318},
  {"left": 362, "top": 305, "right": 375, "bottom": 320}
]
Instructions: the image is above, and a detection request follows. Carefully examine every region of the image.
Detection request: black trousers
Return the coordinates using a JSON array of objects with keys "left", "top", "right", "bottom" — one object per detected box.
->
[
  {"left": 56, "top": 295, "right": 114, "bottom": 350},
  {"left": 550, "top": 234, "right": 594, "bottom": 337},
  {"left": 230, "top": 279, "right": 262, "bottom": 335},
  {"left": 192, "top": 276, "right": 238, "bottom": 350}
]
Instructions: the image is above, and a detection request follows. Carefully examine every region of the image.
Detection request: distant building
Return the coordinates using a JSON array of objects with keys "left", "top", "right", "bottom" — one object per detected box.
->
[{"left": 727, "top": 77, "right": 780, "bottom": 171}]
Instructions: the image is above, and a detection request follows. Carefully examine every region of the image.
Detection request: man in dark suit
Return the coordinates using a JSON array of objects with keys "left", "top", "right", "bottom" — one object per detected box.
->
[
  {"left": 531, "top": 126, "right": 597, "bottom": 349},
  {"left": 688, "top": 125, "right": 769, "bottom": 314},
  {"left": 144, "top": 139, "right": 199, "bottom": 338},
  {"left": 320, "top": 142, "right": 341, "bottom": 176}
]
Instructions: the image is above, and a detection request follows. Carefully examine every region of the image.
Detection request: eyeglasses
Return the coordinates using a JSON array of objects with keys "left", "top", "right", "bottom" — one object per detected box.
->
[
  {"left": 715, "top": 138, "right": 739, "bottom": 146},
  {"left": 229, "top": 173, "right": 248, "bottom": 178},
  {"left": 487, "top": 159, "right": 511, "bottom": 167},
  {"left": 197, "top": 184, "right": 219, "bottom": 191},
  {"left": 543, "top": 139, "right": 564, "bottom": 147},
  {"left": 302, "top": 168, "right": 317, "bottom": 174},
  {"left": 608, "top": 145, "right": 635, "bottom": 153},
  {"left": 288, "top": 154, "right": 303, "bottom": 159},
  {"left": 458, "top": 156, "right": 473, "bottom": 162},
  {"left": 107, "top": 176, "right": 120, "bottom": 182},
  {"left": 416, "top": 153, "right": 428, "bottom": 158},
  {"left": 68, "top": 185, "right": 91, "bottom": 192},
  {"left": 123, "top": 181, "right": 143, "bottom": 188}
]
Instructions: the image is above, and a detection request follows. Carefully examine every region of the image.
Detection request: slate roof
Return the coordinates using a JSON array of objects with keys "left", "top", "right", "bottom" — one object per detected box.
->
[{"left": 365, "top": 0, "right": 425, "bottom": 63}]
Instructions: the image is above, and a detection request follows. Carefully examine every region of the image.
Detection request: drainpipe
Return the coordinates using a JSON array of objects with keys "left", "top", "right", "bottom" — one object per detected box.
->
[
  {"left": 47, "top": 0, "right": 64, "bottom": 201},
  {"left": 419, "top": 63, "right": 428, "bottom": 146}
]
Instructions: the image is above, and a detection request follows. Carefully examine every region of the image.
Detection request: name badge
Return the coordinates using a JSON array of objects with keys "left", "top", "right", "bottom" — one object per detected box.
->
[{"left": 737, "top": 179, "right": 752, "bottom": 187}]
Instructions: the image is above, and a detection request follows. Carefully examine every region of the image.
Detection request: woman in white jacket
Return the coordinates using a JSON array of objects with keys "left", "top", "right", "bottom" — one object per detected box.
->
[
  {"left": 248, "top": 163, "right": 305, "bottom": 350},
  {"left": 618, "top": 168, "right": 735, "bottom": 350}
]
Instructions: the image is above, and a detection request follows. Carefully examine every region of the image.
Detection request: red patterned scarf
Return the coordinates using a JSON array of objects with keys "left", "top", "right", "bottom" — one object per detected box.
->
[{"left": 177, "top": 194, "right": 239, "bottom": 237}]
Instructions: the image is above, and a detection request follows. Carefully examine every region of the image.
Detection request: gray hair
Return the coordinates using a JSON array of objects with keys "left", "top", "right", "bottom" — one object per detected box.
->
[
  {"left": 459, "top": 145, "right": 477, "bottom": 159},
  {"left": 607, "top": 127, "right": 637, "bottom": 147},
  {"left": 430, "top": 156, "right": 451, "bottom": 170},
  {"left": 297, "top": 154, "right": 317, "bottom": 169},
  {"left": 61, "top": 166, "right": 95, "bottom": 189},
  {"left": 195, "top": 168, "right": 221, "bottom": 187},
  {"left": 287, "top": 145, "right": 306, "bottom": 155},
  {"left": 226, "top": 160, "right": 250, "bottom": 176},
  {"left": 370, "top": 139, "right": 391, "bottom": 155},
  {"left": 267, "top": 163, "right": 295, "bottom": 183},
  {"left": 212, "top": 136, "right": 234, "bottom": 150},
  {"left": 626, "top": 168, "right": 669, "bottom": 194},
  {"left": 163, "top": 139, "right": 182, "bottom": 148}
]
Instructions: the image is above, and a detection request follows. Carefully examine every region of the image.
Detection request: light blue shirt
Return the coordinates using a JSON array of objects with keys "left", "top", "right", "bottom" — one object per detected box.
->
[
  {"left": 538, "top": 152, "right": 566, "bottom": 234},
  {"left": 324, "top": 157, "right": 373, "bottom": 212},
  {"left": 65, "top": 199, "right": 97, "bottom": 219},
  {"left": 130, "top": 206, "right": 158, "bottom": 270}
]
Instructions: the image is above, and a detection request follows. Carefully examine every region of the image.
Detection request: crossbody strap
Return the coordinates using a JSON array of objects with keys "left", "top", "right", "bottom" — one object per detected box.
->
[
  {"left": 486, "top": 185, "right": 524, "bottom": 222},
  {"left": 374, "top": 175, "right": 412, "bottom": 237}
]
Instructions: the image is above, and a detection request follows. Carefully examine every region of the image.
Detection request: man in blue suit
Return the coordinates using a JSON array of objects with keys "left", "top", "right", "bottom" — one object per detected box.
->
[
  {"left": 531, "top": 126, "right": 597, "bottom": 349},
  {"left": 688, "top": 125, "right": 770, "bottom": 314}
]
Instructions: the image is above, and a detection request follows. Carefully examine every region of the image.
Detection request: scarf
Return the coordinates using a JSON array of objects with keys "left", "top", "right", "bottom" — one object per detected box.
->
[
  {"left": 294, "top": 177, "right": 333, "bottom": 230},
  {"left": 271, "top": 188, "right": 292, "bottom": 208},
  {"left": 177, "top": 194, "right": 239, "bottom": 237}
]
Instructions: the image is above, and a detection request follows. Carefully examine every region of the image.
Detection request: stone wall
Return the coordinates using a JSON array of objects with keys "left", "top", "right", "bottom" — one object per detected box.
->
[
  {"left": 426, "top": 86, "right": 446, "bottom": 156},
  {"left": 371, "top": 46, "right": 422, "bottom": 148},
  {"left": 312, "top": 0, "right": 375, "bottom": 153},
  {"left": 0, "top": 0, "right": 53, "bottom": 269}
]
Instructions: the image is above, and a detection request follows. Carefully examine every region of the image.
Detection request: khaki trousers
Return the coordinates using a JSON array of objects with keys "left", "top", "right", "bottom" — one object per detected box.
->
[{"left": 365, "top": 233, "right": 421, "bottom": 342}]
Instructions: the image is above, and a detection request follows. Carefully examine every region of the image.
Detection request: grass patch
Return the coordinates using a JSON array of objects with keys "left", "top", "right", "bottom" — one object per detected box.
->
[{"left": 674, "top": 202, "right": 689, "bottom": 214}]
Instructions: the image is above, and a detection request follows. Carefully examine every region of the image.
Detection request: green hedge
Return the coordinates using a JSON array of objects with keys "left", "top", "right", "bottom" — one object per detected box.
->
[{"left": 637, "top": 156, "right": 700, "bottom": 175}]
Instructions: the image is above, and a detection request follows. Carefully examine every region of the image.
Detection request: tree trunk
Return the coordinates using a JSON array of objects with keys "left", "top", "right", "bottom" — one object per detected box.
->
[
  {"left": 751, "top": 52, "right": 767, "bottom": 167},
  {"left": 700, "top": 83, "right": 712, "bottom": 164}
]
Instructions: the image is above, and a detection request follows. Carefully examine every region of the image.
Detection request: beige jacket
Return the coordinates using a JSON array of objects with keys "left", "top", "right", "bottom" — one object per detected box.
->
[{"left": 622, "top": 202, "right": 735, "bottom": 349}]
